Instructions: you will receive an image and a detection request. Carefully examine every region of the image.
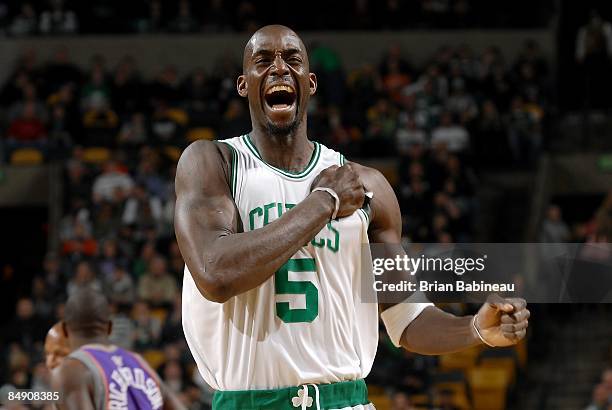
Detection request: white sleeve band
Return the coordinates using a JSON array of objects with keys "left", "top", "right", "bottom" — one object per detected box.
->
[{"left": 381, "top": 297, "right": 434, "bottom": 347}]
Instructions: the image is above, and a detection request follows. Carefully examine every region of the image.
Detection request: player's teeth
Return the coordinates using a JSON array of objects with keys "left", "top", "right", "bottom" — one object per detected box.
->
[{"left": 267, "top": 85, "right": 293, "bottom": 94}]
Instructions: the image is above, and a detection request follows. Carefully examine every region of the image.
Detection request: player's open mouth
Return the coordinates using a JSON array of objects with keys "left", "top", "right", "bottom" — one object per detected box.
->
[{"left": 264, "top": 84, "right": 297, "bottom": 111}]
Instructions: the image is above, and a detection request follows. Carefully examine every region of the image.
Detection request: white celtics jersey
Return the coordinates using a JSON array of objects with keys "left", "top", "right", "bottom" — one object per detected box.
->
[{"left": 182, "top": 134, "right": 379, "bottom": 391}]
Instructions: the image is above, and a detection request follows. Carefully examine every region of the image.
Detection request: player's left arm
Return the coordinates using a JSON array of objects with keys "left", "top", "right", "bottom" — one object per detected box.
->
[
  {"left": 50, "top": 358, "right": 95, "bottom": 410},
  {"left": 354, "top": 163, "right": 530, "bottom": 355}
]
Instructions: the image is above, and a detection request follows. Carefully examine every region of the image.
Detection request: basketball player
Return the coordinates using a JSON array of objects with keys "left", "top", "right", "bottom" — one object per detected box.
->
[
  {"left": 50, "top": 288, "right": 185, "bottom": 410},
  {"left": 176, "top": 25, "right": 530, "bottom": 409},
  {"left": 44, "top": 322, "right": 70, "bottom": 370}
]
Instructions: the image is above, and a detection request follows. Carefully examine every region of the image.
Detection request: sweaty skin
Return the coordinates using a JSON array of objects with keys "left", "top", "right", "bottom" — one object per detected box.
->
[
  {"left": 45, "top": 322, "right": 71, "bottom": 371},
  {"left": 174, "top": 25, "right": 529, "bottom": 354}
]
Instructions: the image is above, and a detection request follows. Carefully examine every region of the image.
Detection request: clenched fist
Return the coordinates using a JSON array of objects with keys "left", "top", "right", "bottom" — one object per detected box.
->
[{"left": 311, "top": 163, "right": 365, "bottom": 219}]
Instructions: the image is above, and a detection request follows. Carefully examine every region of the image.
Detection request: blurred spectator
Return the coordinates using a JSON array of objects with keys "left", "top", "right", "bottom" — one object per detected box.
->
[
  {"left": 445, "top": 78, "right": 478, "bottom": 124},
  {"left": 117, "top": 112, "right": 148, "bottom": 146},
  {"left": 182, "top": 68, "right": 218, "bottom": 127},
  {"left": 133, "top": 241, "right": 157, "bottom": 278},
  {"left": 31, "top": 277, "right": 54, "bottom": 319},
  {"left": 396, "top": 116, "right": 426, "bottom": 155},
  {"left": 81, "top": 97, "right": 119, "bottom": 146},
  {"left": 111, "top": 56, "right": 144, "bottom": 114},
  {"left": 150, "top": 102, "right": 188, "bottom": 146},
  {"left": 161, "top": 360, "right": 186, "bottom": 394},
  {"left": 234, "top": 0, "right": 258, "bottom": 32},
  {"left": 507, "top": 95, "right": 542, "bottom": 164},
  {"left": 40, "top": 252, "right": 66, "bottom": 303},
  {"left": 2, "top": 298, "right": 47, "bottom": 353},
  {"left": 92, "top": 160, "right": 134, "bottom": 203},
  {"left": 390, "top": 390, "right": 416, "bottom": 410},
  {"left": 584, "top": 382, "right": 609, "bottom": 410},
  {"left": 150, "top": 66, "right": 182, "bottom": 106},
  {"left": 219, "top": 98, "right": 250, "bottom": 138},
  {"left": 475, "top": 99, "right": 505, "bottom": 163},
  {"left": 47, "top": 82, "right": 80, "bottom": 142},
  {"left": 64, "top": 159, "right": 91, "bottom": 204},
  {"left": 310, "top": 43, "right": 345, "bottom": 106},
  {"left": 104, "top": 266, "right": 135, "bottom": 306},
  {"left": 431, "top": 111, "right": 469, "bottom": 153},
  {"left": 132, "top": 301, "right": 162, "bottom": 350},
  {"left": 122, "top": 184, "right": 163, "bottom": 232},
  {"left": 168, "top": 0, "right": 199, "bottom": 33},
  {"left": 364, "top": 98, "right": 397, "bottom": 156},
  {"left": 134, "top": 0, "right": 163, "bottom": 33},
  {"left": 97, "top": 238, "right": 124, "bottom": 278},
  {"left": 9, "top": 3, "right": 37, "bottom": 36},
  {"left": 576, "top": 10, "right": 612, "bottom": 109},
  {"left": 31, "top": 362, "right": 52, "bottom": 393},
  {"left": 539, "top": 205, "right": 571, "bottom": 243},
  {"left": 138, "top": 255, "right": 178, "bottom": 306},
  {"left": 39, "top": 0, "right": 78, "bottom": 34},
  {"left": 41, "top": 47, "right": 81, "bottom": 95},
  {"left": 167, "top": 240, "right": 185, "bottom": 278},
  {"left": 67, "top": 261, "right": 102, "bottom": 296},
  {"left": 6, "top": 101, "right": 47, "bottom": 156},
  {"left": 161, "top": 295, "right": 183, "bottom": 344},
  {"left": 60, "top": 214, "right": 97, "bottom": 258},
  {"left": 202, "top": 0, "right": 231, "bottom": 32},
  {"left": 515, "top": 39, "right": 548, "bottom": 82},
  {"left": 436, "top": 388, "right": 461, "bottom": 410},
  {"left": 81, "top": 66, "right": 111, "bottom": 110},
  {"left": 109, "top": 303, "right": 135, "bottom": 350}
]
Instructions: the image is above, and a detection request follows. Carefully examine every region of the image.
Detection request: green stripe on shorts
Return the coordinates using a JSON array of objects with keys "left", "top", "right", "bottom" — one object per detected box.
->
[{"left": 212, "top": 379, "right": 369, "bottom": 410}]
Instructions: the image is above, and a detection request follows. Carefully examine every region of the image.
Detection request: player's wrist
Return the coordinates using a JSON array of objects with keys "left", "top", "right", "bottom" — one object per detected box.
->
[
  {"left": 471, "top": 314, "right": 495, "bottom": 347},
  {"left": 311, "top": 187, "right": 340, "bottom": 220}
]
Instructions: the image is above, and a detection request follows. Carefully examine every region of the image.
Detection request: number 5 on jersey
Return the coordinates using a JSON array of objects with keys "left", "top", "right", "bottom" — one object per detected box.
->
[{"left": 275, "top": 258, "right": 318, "bottom": 323}]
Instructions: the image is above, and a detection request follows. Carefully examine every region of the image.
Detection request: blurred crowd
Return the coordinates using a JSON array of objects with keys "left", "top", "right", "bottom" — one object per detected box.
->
[
  {"left": 586, "top": 368, "right": 612, "bottom": 410},
  {"left": 0, "top": 0, "right": 554, "bottom": 36},
  {"left": 1, "top": 38, "right": 552, "bottom": 240},
  {"left": 541, "top": 191, "right": 612, "bottom": 244},
  {"left": 0, "top": 38, "right": 551, "bottom": 409}
]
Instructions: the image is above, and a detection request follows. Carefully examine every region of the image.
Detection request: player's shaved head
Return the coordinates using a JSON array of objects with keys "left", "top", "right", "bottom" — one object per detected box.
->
[
  {"left": 238, "top": 24, "right": 316, "bottom": 139},
  {"left": 64, "top": 288, "right": 111, "bottom": 339},
  {"left": 243, "top": 25, "right": 308, "bottom": 72},
  {"left": 45, "top": 322, "right": 70, "bottom": 370}
]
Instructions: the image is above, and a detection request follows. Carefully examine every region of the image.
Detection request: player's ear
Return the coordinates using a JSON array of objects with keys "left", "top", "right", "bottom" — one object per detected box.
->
[
  {"left": 309, "top": 72, "right": 317, "bottom": 96},
  {"left": 61, "top": 321, "right": 68, "bottom": 338},
  {"left": 107, "top": 321, "right": 113, "bottom": 336},
  {"left": 237, "top": 75, "right": 248, "bottom": 97}
]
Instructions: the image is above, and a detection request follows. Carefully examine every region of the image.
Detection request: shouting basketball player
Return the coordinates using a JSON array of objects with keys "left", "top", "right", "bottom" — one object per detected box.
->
[{"left": 175, "top": 25, "right": 530, "bottom": 409}]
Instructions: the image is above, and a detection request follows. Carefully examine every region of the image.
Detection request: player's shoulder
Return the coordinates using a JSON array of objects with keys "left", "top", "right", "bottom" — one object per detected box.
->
[
  {"left": 175, "top": 139, "right": 236, "bottom": 189},
  {"left": 346, "top": 160, "right": 399, "bottom": 227},
  {"left": 51, "top": 356, "right": 92, "bottom": 390},
  {"left": 178, "top": 139, "right": 232, "bottom": 168},
  {"left": 346, "top": 160, "right": 390, "bottom": 190}
]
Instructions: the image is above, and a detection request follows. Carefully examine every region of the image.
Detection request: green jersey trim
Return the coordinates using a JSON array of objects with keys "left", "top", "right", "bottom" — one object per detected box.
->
[
  {"left": 358, "top": 208, "right": 370, "bottom": 225},
  {"left": 243, "top": 134, "right": 321, "bottom": 179},
  {"left": 219, "top": 141, "right": 238, "bottom": 198},
  {"left": 212, "top": 379, "right": 369, "bottom": 410}
]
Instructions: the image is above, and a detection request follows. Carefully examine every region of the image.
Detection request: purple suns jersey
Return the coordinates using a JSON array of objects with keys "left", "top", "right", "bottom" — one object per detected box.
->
[{"left": 68, "top": 344, "right": 163, "bottom": 410}]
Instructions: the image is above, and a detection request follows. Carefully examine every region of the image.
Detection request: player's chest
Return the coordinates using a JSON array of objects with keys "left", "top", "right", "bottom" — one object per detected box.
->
[{"left": 236, "top": 170, "right": 367, "bottom": 253}]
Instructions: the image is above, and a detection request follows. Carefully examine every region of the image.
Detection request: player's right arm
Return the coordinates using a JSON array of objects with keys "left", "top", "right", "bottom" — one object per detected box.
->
[
  {"left": 174, "top": 140, "right": 364, "bottom": 303},
  {"left": 50, "top": 358, "right": 95, "bottom": 410}
]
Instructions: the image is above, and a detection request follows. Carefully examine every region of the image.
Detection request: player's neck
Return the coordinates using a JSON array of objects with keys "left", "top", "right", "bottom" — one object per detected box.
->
[
  {"left": 249, "top": 123, "right": 314, "bottom": 173},
  {"left": 70, "top": 335, "right": 109, "bottom": 350}
]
